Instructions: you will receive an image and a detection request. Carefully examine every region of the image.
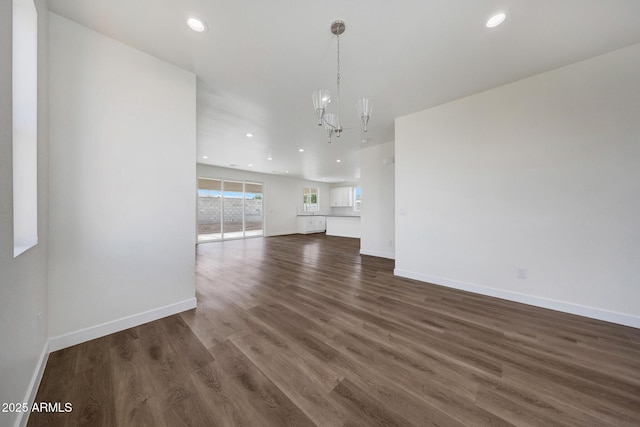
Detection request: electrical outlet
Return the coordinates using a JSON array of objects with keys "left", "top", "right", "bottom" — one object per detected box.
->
[{"left": 517, "top": 268, "right": 527, "bottom": 279}]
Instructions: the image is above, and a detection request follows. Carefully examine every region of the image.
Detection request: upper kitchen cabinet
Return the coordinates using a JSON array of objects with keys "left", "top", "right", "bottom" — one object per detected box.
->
[{"left": 330, "top": 186, "right": 353, "bottom": 207}]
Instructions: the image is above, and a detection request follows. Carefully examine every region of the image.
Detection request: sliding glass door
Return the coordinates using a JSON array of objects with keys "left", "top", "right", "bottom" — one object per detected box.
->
[{"left": 197, "top": 178, "right": 264, "bottom": 242}]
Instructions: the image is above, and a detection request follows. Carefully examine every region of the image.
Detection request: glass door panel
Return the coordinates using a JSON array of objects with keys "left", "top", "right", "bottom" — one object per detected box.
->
[
  {"left": 197, "top": 178, "right": 222, "bottom": 242},
  {"left": 222, "top": 180, "right": 244, "bottom": 239},
  {"left": 244, "top": 182, "right": 263, "bottom": 237}
]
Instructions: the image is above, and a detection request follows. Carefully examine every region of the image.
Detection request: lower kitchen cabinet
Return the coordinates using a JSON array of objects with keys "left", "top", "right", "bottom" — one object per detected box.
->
[{"left": 297, "top": 215, "right": 326, "bottom": 234}]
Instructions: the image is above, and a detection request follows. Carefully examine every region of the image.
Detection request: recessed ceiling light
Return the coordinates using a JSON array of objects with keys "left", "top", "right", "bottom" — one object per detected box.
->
[
  {"left": 202, "top": 155, "right": 208, "bottom": 159},
  {"left": 336, "top": 159, "right": 341, "bottom": 163},
  {"left": 187, "top": 18, "right": 207, "bottom": 32},
  {"left": 298, "top": 148, "right": 304, "bottom": 152},
  {"left": 246, "top": 133, "right": 254, "bottom": 138},
  {"left": 267, "top": 156, "right": 273, "bottom": 160},
  {"left": 486, "top": 13, "right": 506, "bottom": 28},
  {"left": 248, "top": 163, "right": 253, "bottom": 167},
  {"left": 285, "top": 170, "right": 289, "bottom": 173}
]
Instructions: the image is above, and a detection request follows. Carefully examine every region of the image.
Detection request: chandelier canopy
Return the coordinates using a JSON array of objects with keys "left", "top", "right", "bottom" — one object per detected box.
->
[{"left": 312, "top": 20, "right": 372, "bottom": 143}]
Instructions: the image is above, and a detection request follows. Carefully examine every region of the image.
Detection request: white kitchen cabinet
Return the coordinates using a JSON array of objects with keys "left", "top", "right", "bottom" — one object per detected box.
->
[
  {"left": 297, "top": 215, "right": 326, "bottom": 234},
  {"left": 330, "top": 186, "right": 353, "bottom": 207}
]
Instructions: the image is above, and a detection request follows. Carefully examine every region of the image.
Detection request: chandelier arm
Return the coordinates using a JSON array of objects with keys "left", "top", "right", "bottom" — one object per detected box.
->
[{"left": 321, "top": 115, "right": 339, "bottom": 130}]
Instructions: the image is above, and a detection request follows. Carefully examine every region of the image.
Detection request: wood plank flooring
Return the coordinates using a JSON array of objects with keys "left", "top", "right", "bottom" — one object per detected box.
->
[{"left": 29, "top": 234, "right": 640, "bottom": 426}]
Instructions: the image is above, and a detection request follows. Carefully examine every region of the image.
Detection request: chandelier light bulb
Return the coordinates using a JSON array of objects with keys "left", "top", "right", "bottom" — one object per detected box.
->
[
  {"left": 312, "top": 90, "right": 331, "bottom": 125},
  {"left": 324, "top": 113, "right": 337, "bottom": 143},
  {"left": 356, "top": 98, "right": 372, "bottom": 132}
]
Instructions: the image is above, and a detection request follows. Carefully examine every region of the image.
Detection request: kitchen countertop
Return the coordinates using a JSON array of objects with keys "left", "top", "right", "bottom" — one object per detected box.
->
[{"left": 297, "top": 213, "right": 360, "bottom": 217}]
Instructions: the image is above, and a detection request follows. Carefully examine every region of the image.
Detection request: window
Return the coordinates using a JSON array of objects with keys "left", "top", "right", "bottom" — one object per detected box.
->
[
  {"left": 354, "top": 186, "right": 362, "bottom": 212},
  {"left": 303, "top": 187, "right": 319, "bottom": 211},
  {"left": 13, "top": 0, "right": 38, "bottom": 257}
]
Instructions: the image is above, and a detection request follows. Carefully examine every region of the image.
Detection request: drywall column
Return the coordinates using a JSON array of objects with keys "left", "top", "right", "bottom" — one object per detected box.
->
[
  {"left": 360, "top": 141, "right": 395, "bottom": 259},
  {"left": 48, "top": 13, "right": 197, "bottom": 345}
]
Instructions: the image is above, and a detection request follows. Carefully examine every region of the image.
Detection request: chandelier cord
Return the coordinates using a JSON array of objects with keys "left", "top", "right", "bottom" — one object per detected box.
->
[{"left": 336, "top": 32, "right": 341, "bottom": 129}]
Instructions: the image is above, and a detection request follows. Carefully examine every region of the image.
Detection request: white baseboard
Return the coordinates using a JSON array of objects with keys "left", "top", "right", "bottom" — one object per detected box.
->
[
  {"left": 360, "top": 249, "right": 395, "bottom": 259},
  {"left": 15, "top": 342, "right": 49, "bottom": 427},
  {"left": 394, "top": 269, "right": 640, "bottom": 329},
  {"left": 48, "top": 298, "right": 197, "bottom": 352}
]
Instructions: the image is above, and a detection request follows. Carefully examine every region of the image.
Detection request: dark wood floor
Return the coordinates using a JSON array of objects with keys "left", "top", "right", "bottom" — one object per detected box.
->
[{"left": 29, "top": 234, "right": 640, "bottom": 426}]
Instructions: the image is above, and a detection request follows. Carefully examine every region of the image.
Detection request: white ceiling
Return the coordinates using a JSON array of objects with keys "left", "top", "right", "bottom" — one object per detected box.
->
[{"left": 47, "top": 0, "right": 640, "bottom": 183}]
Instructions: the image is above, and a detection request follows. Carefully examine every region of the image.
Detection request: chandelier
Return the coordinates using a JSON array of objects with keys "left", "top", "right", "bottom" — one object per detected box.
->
[{"left": 312, "top": 20, "right": 372, "bottom": 143}]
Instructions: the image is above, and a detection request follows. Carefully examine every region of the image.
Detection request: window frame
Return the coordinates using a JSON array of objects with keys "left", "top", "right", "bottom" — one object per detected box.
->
[
  {"left": 353, "top": 186, "right": 362, "bottom": 212},
  {"left": 303, "top": 186, "right": 319, "bottom": 212},
  {"left": 12, "top": 0, "right": 39, "bottom": 257}
]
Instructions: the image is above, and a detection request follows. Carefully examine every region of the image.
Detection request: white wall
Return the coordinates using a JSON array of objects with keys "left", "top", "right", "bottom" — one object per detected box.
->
[
  {"left": 197, "top": 164, "right": 331, "bottom": 236},
  {"left": 360, "top": 141, "right": 395, "bottom": 259},
  {"left": 48, "top": 13, "right": 197, "bottom": 342},
  {"left": 395, "top": 43, "right": 640, "bottom": 327},
  {"left": 0, "top": 1, "right": 49, "bottom": 426}
]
